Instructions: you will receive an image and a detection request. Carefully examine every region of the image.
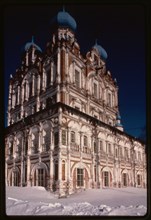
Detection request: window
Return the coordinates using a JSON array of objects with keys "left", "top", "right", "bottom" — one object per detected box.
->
[
  {"left": 43, "top": 130, "right": 50, "bottom": 151},
  {"left": 108, "top": 143, "right": 111, "bottom": 155},
  {"left": 94, "top": 83, "right": 97, "bottom": 98},
  {"left": 137, "top": 174, "right": 141, "bottom": 186},
  {"left": 29, "top": 82, "right": 32, "bottom": 97},
  {"left": 77, "top": 168, "right": 84, "bottom": 186},
  {"left": 119, "top": 147, "right": 123, "bottom": 158},
  {"left": 62, "top": 130, "right": 66, "bottom": 145},
  {"left": 84, "top": 136, "right": 87, "bottom": 146},
  {"left": 123, "top": 173, "right": 127, "bottom": 186},
  {"left": 31, "top": 132, "right": 39, "bottom": 154},
  {"left": 38, "top": 169, "right": 44, "bottom": 186},
  {"left": 107, "top": 93, "right": 112, "bottom": 107},
  {"left": 94, "top": 142, "right": 97, "bottom": 153},
  {"left": 100, "top": 141, "right": 103, "bottom": 151},
  {"left": 104, "top": 171, "right": 109, "bottom": 187},
  {"left": 47, "top": 71, "right": 51, "bottom": 87},
  {"left": 62, "top": 160, "right": 65, "bottom": 181},
  {"left": 13, "top": 171, "right": 19, "bottom": 186},
  {"left": 115, "top": 148, "right": 118, "bottom": 157},
  {"left": 124, "top": 148, "right": 128, "bottom": 159},
  {"left": 71, "top": 131, "right": 75, "bottom": 143},
  {"left": 34, "top": 168, "right": 46, "bottom": 187},
  {"left": 54, "top": 162, "right": 58, "bottom": 181},
  {"left": 75, "top": 70, "right": 80, "bottom": 87},
  {"left": 9, "top": 142, "right": 13, "bottom": 157},
  {"left": 94, "top": 165, "right": 97, "bottom": 182},
  {"left": 15, "top": 90, "right": 18, "bottom": 105},
  {"left": 54, "top": 132, "right": 59, "bottom": 147}
]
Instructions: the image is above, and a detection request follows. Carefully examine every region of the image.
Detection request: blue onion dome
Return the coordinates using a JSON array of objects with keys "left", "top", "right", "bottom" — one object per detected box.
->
[
  {"left": 93, "top": 40, "right": 108, "bottom": 60},
  {"left": 51, "top": 7, "right": 77, "bottom": 32},
  {"left": 24, "top": 36, "right": 42, "bottom": 52}
]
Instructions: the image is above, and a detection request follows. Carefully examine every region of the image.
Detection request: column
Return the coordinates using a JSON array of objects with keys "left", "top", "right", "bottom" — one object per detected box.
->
[
  {"left": 20, "top": 137, "right": 24, "bottom": 186},
  {"left": 67, "top": 127, "right": 70, "bottom": 195},
  {"left": 58, "top": 126, "right": 62, "bottom": 196},
  {"left": 32, "top": 74, "right": 35, "bottom": 96},
  {"left": 27, "top": 133, "right": 31, "bottom": 186},
  {"left": 17, "top": 86, "right": 20, "bottom": 105},
  {"left": 96, "top": 137, "right": 100, "bottom": 188},
  {"left": 57, "top": 48, "right": 61, "bottom": 102}
]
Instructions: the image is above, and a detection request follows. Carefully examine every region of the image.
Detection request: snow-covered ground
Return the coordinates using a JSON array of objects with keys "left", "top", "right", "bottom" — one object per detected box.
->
[{"left": 6, "top": 186, "right": 147, "bottom": 216}]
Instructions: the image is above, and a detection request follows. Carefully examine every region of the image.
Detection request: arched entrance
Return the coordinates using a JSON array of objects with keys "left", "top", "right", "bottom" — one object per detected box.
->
[
  {"left": 72, "top": 162, "right": 90, "bottom": 190},
  {"left": 31, "top": 163, "right": 48, "bottom": 187},
  {"left": 136, "top": 172, "right": 142, "bottom": 187},
  {"left": 101, "top": 167, "right": 113, "bottom": 188},
  {"left": 121, "top": 170, "right": 129, "bottom": 187},
  {"left": 8, "top": 167, "right": 20, "bottom": 186}
]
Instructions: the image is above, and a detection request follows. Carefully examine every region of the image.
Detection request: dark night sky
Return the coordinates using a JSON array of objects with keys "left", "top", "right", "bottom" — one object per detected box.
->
[{"left": 3, "top": 4, "right": 146, "bottom": 138}]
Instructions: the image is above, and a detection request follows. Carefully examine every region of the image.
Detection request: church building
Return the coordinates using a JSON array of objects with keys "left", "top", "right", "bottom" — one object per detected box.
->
[{"left": 5, "top": 8, "right": 146, "bottom": 196}]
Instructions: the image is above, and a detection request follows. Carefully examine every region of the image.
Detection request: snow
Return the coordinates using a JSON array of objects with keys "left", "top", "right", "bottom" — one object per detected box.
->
[{"left": 6, "top": 186, "right": 147, "bottom": 216}]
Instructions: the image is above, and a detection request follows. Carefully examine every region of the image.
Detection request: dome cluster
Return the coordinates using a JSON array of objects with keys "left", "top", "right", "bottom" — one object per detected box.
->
[{"left": 23, "top": 8, "right": 108, "bottom": 60}]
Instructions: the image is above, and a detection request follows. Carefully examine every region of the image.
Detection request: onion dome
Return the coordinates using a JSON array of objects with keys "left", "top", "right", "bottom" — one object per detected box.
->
[
  {"left": 93, "top": 40, "right": 108, "bottom": 60},
  {"left": 51, "top": 7, "right": 77, "bottom": 32},
  {"left": 115, "top": 112, "right": 123, "bottom": 129},
  {"left": 24, "top": 36, "right": 42, "bottom": 52}
]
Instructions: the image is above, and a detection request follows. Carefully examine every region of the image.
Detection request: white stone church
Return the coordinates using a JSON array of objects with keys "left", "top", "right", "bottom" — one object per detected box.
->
[{"left": 5, "top": 8, "right": 146, "bottom": 196}]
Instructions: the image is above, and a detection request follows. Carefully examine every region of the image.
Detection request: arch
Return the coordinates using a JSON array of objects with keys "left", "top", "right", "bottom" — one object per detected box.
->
[
  {"left": 31, "top": 162, "right": 49, "bottom": 176},
  {"left": 30, "top": 125, "right": 40, "bottom": 134},
  {"left": 41, "top": 120, "right": 53, "bottom": 130},
  {"left": 8, "top": 166, "right": 20, "bottom": 186},
  {"left": 71, "top": 162, "right": 91, "bottom": 178},
  {"left": 121, "top": 169, "right": 129, "bottom": 187},
  {"left": 101, "top": 166, "right": 113, "bottom": 187},
  {"left": 31, "top": 162, "right": 49, "bottom": 187}
]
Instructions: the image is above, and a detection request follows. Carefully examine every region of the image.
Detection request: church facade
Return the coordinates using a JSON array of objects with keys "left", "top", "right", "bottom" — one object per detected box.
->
[{"left": 5, "top": 9, "right": 146, "bottom": 196}]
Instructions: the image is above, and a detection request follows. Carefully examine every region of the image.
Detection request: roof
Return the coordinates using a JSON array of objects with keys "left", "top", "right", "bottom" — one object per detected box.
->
[{"left": 51, "top": 8, "right": 77, "bottom": 31}]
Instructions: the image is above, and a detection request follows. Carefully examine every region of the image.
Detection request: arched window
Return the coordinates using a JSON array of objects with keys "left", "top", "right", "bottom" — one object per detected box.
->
[
  {"left": 62, "top": 130, "right": 66, "bottom": 145},
  {"left": 123, "top": 173, "right": 128, "bottom": 187},
  {"left": 42, "top": 129, "right": 50, "bottom": 152},
  {"left": 62, "top": 160, "right": 65, "bottom": 181},
  {"left": 94, "top": 83, "right": 98, "bottom": 98},
  {"left": 94, "top": 141, "right": 97, "bottom": 153},
  {"left": 31, "top": 130, "right": 39, "bottom": 154},
  {"left": 54, "top": 161, "right": 58, "bottom": 181},
  {"left": 34, "top": 167, "right": 46, "bottom": 187},
  {"left": 9, "top": 168, "right": 20, "bottom": 186},
  {"left": 16, "top": 136, "right": 22, "bottom": 158},
  {"left": 47, "top": 70, "right": 51, "bottom": 87},
  {"left": 94, "top": 165, "right": 97, "bottom": 182},
  {"left": 75, "top": 70, "right": 80, "bottom": 87},
  {"left": 107, "top": 93, "right": 112, "bottom": 107},
  {"left": 115, "top": 148, "right": 118, "bottom": 157},
  {"left": 14, "top": 170, "right": 20, "bottom": 186},
  {"left": 104, "top": 171, "right": 109, "bottom": 187},
  {"left": 9, "top": 141, "right": 13, "bottom": 159},
  {"left": 29, "top": 81, "right": 33, "bottom": 97},
  {"left": 71, "top": 131, "right": 75, "bottom": 143},
  {"left": 137, "top": 174, "right": 141, "bottom": 186},
  {"left": 77, "top": 168, "right": 84, "bottom": 187}
]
